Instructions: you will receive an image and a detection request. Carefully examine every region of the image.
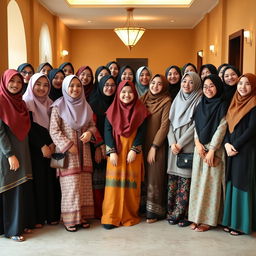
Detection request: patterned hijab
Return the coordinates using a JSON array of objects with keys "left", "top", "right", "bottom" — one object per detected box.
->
[
  {"left": 226, "top": 73, "right": 256, "bottom": 133},
  {"left": 169, "top": 72, "right": 202, "bottom": 131},
  {"left": 106, "top": 80, "right": 149, "bottom": 153},
  {"left": 135, "top": 66, "right": 152, "bottom": 97},
  {"left": 51, "top": 75, "right": 93, "bottom": 131},
  {"left": 0, "top": 69, "right": 30, "bottom": 141},
  {"left": 23, "top": 73, "right": 53, "bottom": 130},
  {"left": 140, "top": 74, "right": 171, "bottom": 114}
]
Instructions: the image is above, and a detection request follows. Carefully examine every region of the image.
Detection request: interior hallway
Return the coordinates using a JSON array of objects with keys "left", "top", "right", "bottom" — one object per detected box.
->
[{"left": 1, "top": 219, "right": 255, "bottom": 256}]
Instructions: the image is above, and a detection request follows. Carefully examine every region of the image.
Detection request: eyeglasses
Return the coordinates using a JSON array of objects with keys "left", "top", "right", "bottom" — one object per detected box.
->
[
  {"left": 203, "top": 85, "right": 215, "bottom": 90},
  {"left": 21, "top": 71, "right": 33, "bottom": 76},
  {"left": 104, "top": 84, "right": 116, "bottom": 88}
]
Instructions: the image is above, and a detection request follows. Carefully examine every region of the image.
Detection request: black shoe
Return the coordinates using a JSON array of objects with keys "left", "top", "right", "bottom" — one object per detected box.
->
[
  {"left": 167, "top": 217, "right": 179, "bottom": 225},
  {"left": 178, "top": 219, "right": 191, "bottom": 227},
  {"left": 103, "top": 224, "right": 117, "bottom": 230}
]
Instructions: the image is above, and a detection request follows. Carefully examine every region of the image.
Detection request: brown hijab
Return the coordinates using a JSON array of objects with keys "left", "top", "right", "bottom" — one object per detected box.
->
[
  {"left": 140, "top": 74, "right": 171, "bottom": 114},
  {"left": 226, "top": 73, "right": 256, "bottom": 133}
]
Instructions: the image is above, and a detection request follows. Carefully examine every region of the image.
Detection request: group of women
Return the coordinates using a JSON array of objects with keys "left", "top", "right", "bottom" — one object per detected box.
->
[{"left": 0, "top": 60, "right": 255, "bottom": 242}]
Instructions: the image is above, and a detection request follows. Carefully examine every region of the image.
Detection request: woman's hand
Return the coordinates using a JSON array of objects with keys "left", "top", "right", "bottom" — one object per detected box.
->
[
  {"left": 8, "top": 155, "right": 19, "bottom": 171},
  {"left": 80, "top": 131, "right": 92, "bottom": 144},
  {"left": 100, "top": 144, "right": 106, "bottom": 159},
  {"left": 127, "top": 150, "right": 136, "bottom": 164},
  {"left": 68, "top": 145, "right": 78, "bottom": 154},
  {"left": 49, "top": 143, "right": 56, "bottom": 154},
  {"left": 95, "top": 147, "right": 102, "bottom": 163},
  {"left": 147, "top": 147, "right": 156, "bottom": 165},
  {"left": 195, "top": 139, "right": 206, "bottom": 159},
  {"left": 225, "top": 143, "right": 238, "bottom": 156},
  {"left": 41, "top": 145, "right": 52, "bottom": 158},
  {"left": 110, "top": 153, "right": 118, "bottom": 166},
  {"left": 171, "top": 144, "right": 181, "bottom": 155},
  {"left": 204, "top": 149, "right": 215, "bottom": 166}
]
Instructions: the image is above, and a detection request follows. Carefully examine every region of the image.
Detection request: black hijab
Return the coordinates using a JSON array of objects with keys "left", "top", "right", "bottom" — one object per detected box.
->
[
  {"left": 199, "top": 64, "right": 218, "bottom": 77},
  {"left": 195, "top": 74, "right": 228, "bottom": 145},
  {"left": 165, "top": 65, "right": 181, "bottom": 99},
  {"left": 89, "top": 75, "right": 116, "bottom": 136},
  {"left": 37, "top": 62, "right": 53, "bottom": 73},
  {"left": 181, "top": 62, "right": 197, "bottom": 75},
  {"left": 17, "top": 63, "right": 35, "bottom": 95},
  {"left": 222, "top": 65, "right": 241, "bottom": 104},
  {"left": 116, "top": 65, "right": 135, "bottom": 85},
  {"left": 217, "top": 63, "right": 229, "bottom": 74},
  {"left": 48, "top": 68, "right": 65, "bottom": 101},
  {"left": 59, "top": 62, "right": 74, "bottom": 74}
]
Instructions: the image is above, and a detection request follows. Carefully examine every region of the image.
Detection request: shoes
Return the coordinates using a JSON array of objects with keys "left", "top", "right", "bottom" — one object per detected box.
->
[
  {"left": 10, "top": 236, "right": 25, "bottom": 242},
  {"left": 24, "top": 228, "right": 32, "bottom": 234},
  {"left": 223, "top": 226, "right": 231, "bottom": 233},
  {"left": 146, "top": 219, "right": 158, "bottom": 224},
  {"left": 103, "top": 224, "right": 117, "bottom": 230},
  {"left": 230, "top": 230, "right": 244, "bottom": 236},
  {"left": 80, "top": 221, "right": 90, "bottom": 229},
  {"left": 195, "top": 224, "right": 211, "bottom": 232},
  {"left": 178, "top": 219, "right": 191, "bottom": 227},
  {"left": 167, "top": 217, "right": 179, "bottom": 225},
  {"left": 64, "top": 225, "right": 78, "bottom": 232}
]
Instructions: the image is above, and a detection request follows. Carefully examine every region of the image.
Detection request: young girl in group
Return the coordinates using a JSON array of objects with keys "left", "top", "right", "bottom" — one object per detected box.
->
[
  {"left": 101, "top": 80, "right": 149, "bottom": 229},
  {"left": 167, "top": 72, "right": 202, "bottom": 227},
  {"left": 59, "top": 62, "right": 75, "bottom": 76},
  {"left": 17, "top": 63, "right": 35, "bottom": 94},
  {"left": 165, "top": 65, "right": 182, "bottom": 100},
  {"left": 135, "top": 66, "right": 152, "bottom": 97},
  {"left": 141, "top": 74, "right": 171, "bottom": 223},
  {"left": 0, "top": 69, "right": 34, "bottom": 241},
  {"left": 23, "top": 73, "right": 60, "bottom": 228},
  {"left": 48, "top": 68, "right": 65, "bottom": 101},
  {"left": 49, "top": 75, "right": 96, "bottom": 232},
  {"left": 189, "top": 74, "right": 228, "bottom": 232},
  {"left": 222, "top": 73, "right": 256, "bottom": 235},
  {"left": 37, "top": 62, "right": 53, "bottom": 75},
  {"left": 116, "top": 65, "right": 135, "bottom": 84},
  {"left": 106, "top": 61, "right": 120, "bottom": 79}
]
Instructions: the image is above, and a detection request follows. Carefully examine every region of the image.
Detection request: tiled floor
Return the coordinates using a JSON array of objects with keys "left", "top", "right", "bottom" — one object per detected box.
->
[{"left": 0, "top": 219, "right": 255, "bottom": 256}]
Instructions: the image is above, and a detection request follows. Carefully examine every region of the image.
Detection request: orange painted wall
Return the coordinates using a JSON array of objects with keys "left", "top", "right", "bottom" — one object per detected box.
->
[{"left": 70, "top": 29, "right": 194, "bottom": 75}]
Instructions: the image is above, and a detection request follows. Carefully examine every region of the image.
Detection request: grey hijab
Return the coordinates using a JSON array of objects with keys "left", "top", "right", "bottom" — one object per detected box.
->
[
  {"left": 169, "top": 72, "right": 202, "bottom": 131},
  {"left": 135, "top": 66, "right": 152, "bottom": 97}
]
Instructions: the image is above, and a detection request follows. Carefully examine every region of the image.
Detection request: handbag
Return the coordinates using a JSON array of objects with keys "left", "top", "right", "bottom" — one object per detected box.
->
[
  {"left": 176, "top": 153, "right": 193, "bottom": 169},
  {"left": 50, "top": 152, "right": 67, "bottom": 168}
]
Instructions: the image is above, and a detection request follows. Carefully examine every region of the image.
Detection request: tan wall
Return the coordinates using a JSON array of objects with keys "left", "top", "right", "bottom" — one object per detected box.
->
[{"left": 70, "top": 29, "right": 194, "bottom": 75}]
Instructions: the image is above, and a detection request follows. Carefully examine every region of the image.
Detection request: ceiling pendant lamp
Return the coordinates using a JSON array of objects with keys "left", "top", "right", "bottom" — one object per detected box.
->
[{"left": 114, "top": 8, "right": 146, "bottom": 51}]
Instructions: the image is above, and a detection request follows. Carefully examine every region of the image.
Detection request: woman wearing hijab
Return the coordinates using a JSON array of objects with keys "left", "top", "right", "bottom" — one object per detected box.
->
[
  {"left": 106, "top": 61, "right": 120, "bottom": 79},
  {"left": 0, "top": 69, "right": 33, "bottom": 241},
  {"left": 37, "top": 62, "right": 53, "bottom": 75},
  {"left": 189, "top": 74, "right": 228, "bottom": 232},
  {"left": 89, "top": 75, "right": 117, "bottom": 218},
  {"left": 140, "top": 74, "right": 172, "bottom": 223},
  {"left": 199, "top": 64, "right": 218, "bottom": 81},
  {"left": 222, "top": 65, "right": 240, "bottom": 104},
  {"left": 217, "top": 63, "right": 229, "bottom": 81},
  {"left": 101, "top": 80, "right": 148, "bottom": 229},
  {"left": 116, "top": 65, "right": 135, "bottom": 85},
  {"left": 181, "top": 63, "right": 197, "bottom": 76},
  {"left": 48, "top": 68, "right": 65, "bottom": 101},
  {"left": 49, "top": 75, "right": 96, "bottom": 232},
  {"left": 135, "top": 66, "right": 152, "bottom": 97},
  {"left": 59, "top": 62, "right": 74, "bottom": 76},
  {"left": 23, "top": 73, "right": 60, "bottom": 228},
  {"left": 76, "top": 66, "right": 94, "bottom": 100},
  {"left": 167, "top": 72, "right": 202, "bottom": 227},
  {"left": 165, "top": 65, "right": 182, "bottom": 99},
  {"left": 222, "top": 73, "right": 256, "bottom": 236},
  {"left": 17, "top": 63, "right": 35, "bottom": 94}
]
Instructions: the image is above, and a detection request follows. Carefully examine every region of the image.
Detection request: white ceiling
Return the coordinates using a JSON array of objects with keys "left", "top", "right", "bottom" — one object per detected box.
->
[{"left": 39, "top": 0, "right": 219, "bottom": 29}]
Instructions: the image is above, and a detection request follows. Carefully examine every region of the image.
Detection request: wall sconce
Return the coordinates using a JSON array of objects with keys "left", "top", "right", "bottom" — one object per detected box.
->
[
  {"left": 244, "top": 30, "right": 252, "bottom": 46},
  {"left": 61, "top": 50, "right": 69, "bottom": 57},
  {"left": 209, "top": 45, "right": 216, "bottom": 55},
  {"left": 197, "top": 50, "right": 203, "bottom": 58}
]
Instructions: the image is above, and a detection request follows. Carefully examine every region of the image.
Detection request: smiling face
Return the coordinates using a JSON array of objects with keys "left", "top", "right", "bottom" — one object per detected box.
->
[
  {"left": 109, "top": 63, "right": 119, "bottom": 78},
  {"left": 201, "top": 67, "right": 211, "bottom": 80},
  {"left": 40, "top": 65, "right": 52, "bottom": 76},
  {"left": 98, "top": 69, "right": 110, "bottom": 82},
  {"left": 52, "top": 72, "right": 64, "bottom": 89},
  {"left": 139, "top": 69, "right": 151, "bottom": 86},
  {"left": 20, "top": 66, "right": 33, "bottom": 83},
  {"left": 103, "top": 78, "right": 116, "bottom": 96},
  {"left": 7, "top": 75, "right": 23, "bottom": 94},
  {"left": 181, "top": 75, "right": 194, "bottom": 94},
  {"left": 79, "top": 69, "right": 92, "bottom": 86},
  {"left": 33, "top": 76, "right": 49, "bottom": 97},
  {"left": 237, "top": 76, "right": 252, "bottom": 97},
  {"left": 224, "top": 68, "right": 239, "bottom": 86},
  {"left": 203, "top": 79, "right": 217, "bottom": 99},
  {"left": 68, "top": 78, "right": 82, "bottom": 99},
  {"left": 119, "top": 85, "right": 134, "bottom": 104},
  {"left": 218, "top": 66, "right": 227, "bottom": 81},
  {"left": 121, "top": 68, "right": 134, "bottom": 82},
  {"left": 167, "top": 68, "right": 181, "bottom": 84},
  {"left": 149, "top": 76, "right": 164, "bottom": 95},
  {"left": 63, "top": 65, "right": 73, "bottom": 76}
]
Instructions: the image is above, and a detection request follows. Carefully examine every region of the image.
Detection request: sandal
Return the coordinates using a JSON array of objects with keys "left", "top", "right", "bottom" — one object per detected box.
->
[
  {"left": 10, "top": 236, "right": 25, "bottom": 242},
  {"left": 146, "top": 218, "right": 157, "bottom": 224},
  {"left": 190, "top": 223, "right": 198, "bottom": 230},
  {"left": 24, "top": 228, "right": 32, "bottom": 234},
  {"left": 81, "top": 221, "right": 90, "bottom": 229},
  {"left": 195, "top": 224, "right": 211, "bottom": 232},
  {"left": 64, "top": 225, "right": 77, "bottom": 232},
  {"left": 178, "top": 220, "right": 191, "bottom": 227},
  {"left": 223, "top": 226, "right": 231, "bottom": 233},
  {"left": 230, "top": 230, "right": 244, "bottom": 236}
]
